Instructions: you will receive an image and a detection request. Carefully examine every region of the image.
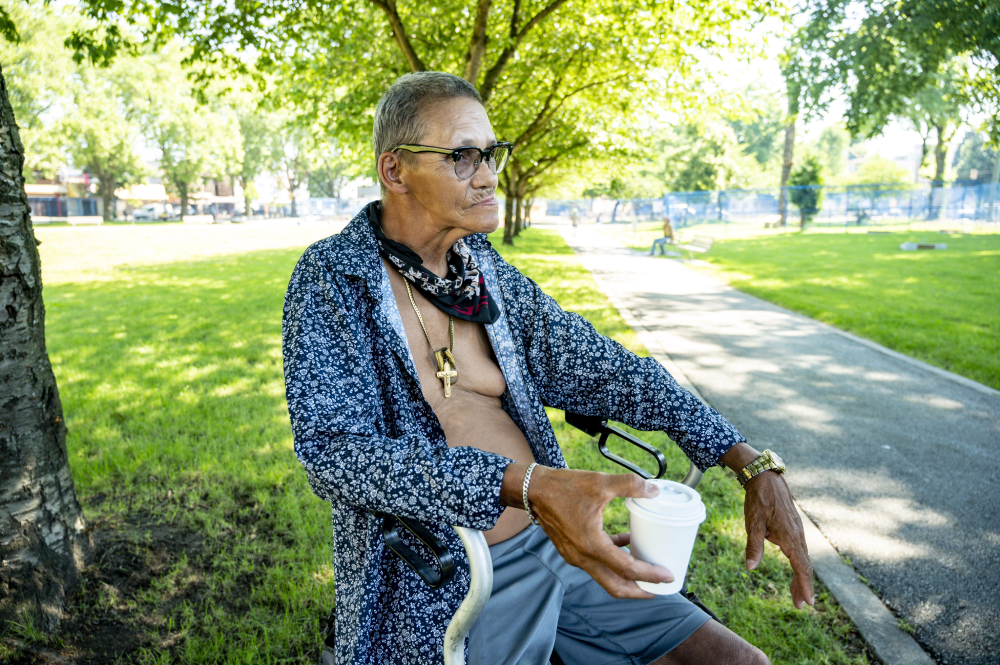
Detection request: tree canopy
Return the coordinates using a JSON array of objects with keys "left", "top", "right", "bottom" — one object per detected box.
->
[
  {"left": 66, "top": 0, "right": 778, "bottom": 239},
  {"left": 794, "top": 0, "right": 999, "bottom": 144}
]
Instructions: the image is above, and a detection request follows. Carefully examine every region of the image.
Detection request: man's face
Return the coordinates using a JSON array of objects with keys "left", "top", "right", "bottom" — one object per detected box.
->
[{"left": 401, "top": 97, "right": 501, "bottom": 235}]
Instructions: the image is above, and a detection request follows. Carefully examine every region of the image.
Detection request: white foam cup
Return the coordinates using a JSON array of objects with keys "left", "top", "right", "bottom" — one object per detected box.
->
[{"left": 625, "top": 479, "right": 706, "bottom": 595}]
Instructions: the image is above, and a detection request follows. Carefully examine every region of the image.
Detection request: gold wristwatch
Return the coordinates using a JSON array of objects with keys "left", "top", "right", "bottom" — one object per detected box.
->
[{"left": 737, "top": 449, "right": 786, "bottom": 488}]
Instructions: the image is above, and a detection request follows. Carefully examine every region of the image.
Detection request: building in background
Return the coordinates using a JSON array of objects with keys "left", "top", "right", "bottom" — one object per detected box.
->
[{"left": 26, "top": 170, "right": 101, "bottom": 223}]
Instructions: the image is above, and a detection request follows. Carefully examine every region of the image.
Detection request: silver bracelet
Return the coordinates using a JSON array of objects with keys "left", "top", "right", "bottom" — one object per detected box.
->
[{"left": 522, "top": 462, "right": 541, "bottom": 526}]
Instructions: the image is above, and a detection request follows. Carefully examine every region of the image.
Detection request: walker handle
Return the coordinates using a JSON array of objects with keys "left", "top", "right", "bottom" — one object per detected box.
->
[
  {"left": 564, "top": 412, "right": 667, "bottom": 480},
  {"left": 377, "top": 513, "right": 456, "bottom": 589}
]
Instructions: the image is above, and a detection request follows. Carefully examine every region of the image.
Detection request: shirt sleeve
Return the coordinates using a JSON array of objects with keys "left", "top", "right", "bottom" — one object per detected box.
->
[
  {"left": 282, "top": 246, "right": 510, "bottom": 530},
  {"left": 496, "top": 253, "right": 745, "bottom": 471}
]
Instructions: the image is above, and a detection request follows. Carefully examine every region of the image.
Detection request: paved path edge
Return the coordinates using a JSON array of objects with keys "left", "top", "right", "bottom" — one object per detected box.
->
[
  {"left": 797, "top": 315, "right": 999, "bottom": 399},
  {"left": 584, "top": 268, "right": 938, "bottom": 665},
  {"left": 668, "top": 254, "right": 999, "bottom": 398}
]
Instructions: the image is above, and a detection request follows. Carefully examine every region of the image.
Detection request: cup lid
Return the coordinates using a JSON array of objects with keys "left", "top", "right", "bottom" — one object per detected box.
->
[{"left": 625, "top": 479, "right": 706, "bottom": 525}]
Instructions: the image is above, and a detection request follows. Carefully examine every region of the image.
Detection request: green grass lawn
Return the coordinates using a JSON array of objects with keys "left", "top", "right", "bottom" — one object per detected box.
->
[
  {"left": 3, "top": 224, "right": 867, "bottom": 664},
  {"left": 696, "top": 233, "right": 1000, "bottom": 391},
  {"left": 604, "top": 222, "right": 1000, "bottom": 391}
]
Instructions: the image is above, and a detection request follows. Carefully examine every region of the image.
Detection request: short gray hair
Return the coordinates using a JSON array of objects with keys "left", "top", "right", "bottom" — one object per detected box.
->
[{"left": 373, "top": 71, "right": 483, "bottom": 195}]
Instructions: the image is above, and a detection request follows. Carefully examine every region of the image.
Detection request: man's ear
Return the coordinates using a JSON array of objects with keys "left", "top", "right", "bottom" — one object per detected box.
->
[{"left": 378, "top": 152, "right": 409, "bottom": 195}]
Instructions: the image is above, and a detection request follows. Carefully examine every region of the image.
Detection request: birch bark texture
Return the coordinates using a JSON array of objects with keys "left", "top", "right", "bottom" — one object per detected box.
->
[{"left": 0, "top": 63, "right": 91, "bottom": 630}]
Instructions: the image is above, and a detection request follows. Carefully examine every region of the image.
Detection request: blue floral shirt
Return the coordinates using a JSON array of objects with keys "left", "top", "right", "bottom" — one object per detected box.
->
[{"left": 282, "top": 208, "right": 745, "bottom": 664}]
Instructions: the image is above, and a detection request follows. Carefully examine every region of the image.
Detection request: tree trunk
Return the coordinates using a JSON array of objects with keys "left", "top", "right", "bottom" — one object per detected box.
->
[
  {"left": 0, "top": 64, "right": 91, "bottom": 632},
  {"left": 287, "top": 165, "right": 302, "bottom": 217},
  {"left": 239, "top": 175, "right": 252, "bottom": 216},
  {"left": 928, "top": 124, "right": 948, "bottom": 220},
  {"left": 463, "top": 0, "right": 492, "bottom": 84},
  {"left": 98, "top": 173, "right": 116, "bottom": 222},
  {"left": 502, "top": 191, "right": 515, "bottom": 245},
  {"left": 515, "top": 180, "right": 529, "bottom": 234},
  {"left": 178, "top": 180, "right": 189, "bottom": 220},
  {"left": 778, "top": 122, "right": 795, "bottom": 227},
  {"left": 501, "top": 165, "right": 518, "bottom": 245},
  {"left": 933, "top": 127, "right": 948, "bottom": 186},
  {"left": 778, "top": 78, "right": 800, "bottom": 228}
]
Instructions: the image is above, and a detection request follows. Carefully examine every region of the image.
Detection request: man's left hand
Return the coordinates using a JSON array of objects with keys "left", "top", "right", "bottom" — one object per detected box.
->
[
  {"left": 743, "top": 470, "right": 815, "bottom": 609},
  {"left": 720, "top": 442, "right": 815, "bottom": 609}
]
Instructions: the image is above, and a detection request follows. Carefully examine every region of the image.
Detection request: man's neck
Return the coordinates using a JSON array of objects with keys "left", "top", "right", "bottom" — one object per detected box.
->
[{"left": 380, "top": 197, "right": 465, "bottom": 276}]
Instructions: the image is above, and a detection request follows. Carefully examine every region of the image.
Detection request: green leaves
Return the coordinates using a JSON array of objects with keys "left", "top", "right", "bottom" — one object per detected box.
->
[
  {"left": 58, "top": 0, "right": 779, "bottom": 201},
  {"left": 797, "top": 0, "right": 1000, "bottom": 144},
  {"left": 0, "top": 6, "right": 20, "bottom": 44}
]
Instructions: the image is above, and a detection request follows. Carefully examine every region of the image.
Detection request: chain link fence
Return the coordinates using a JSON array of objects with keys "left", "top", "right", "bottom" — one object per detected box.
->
[{"left": 543, "top": 183, "right": 1000, "bottom": 231}]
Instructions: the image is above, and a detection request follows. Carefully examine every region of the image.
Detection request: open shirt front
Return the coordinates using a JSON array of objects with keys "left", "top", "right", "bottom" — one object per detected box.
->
[{"left": 281, "top": 207, "right": 746, "bottom": 664}]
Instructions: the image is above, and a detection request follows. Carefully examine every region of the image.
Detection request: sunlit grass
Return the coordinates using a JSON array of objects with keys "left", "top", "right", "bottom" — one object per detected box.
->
[
  {"left": 597, "top": 222, "right": 1000, "bottom": 390},
  {"left": 695, "top": 233, "right": 1000, "bottom": 391},
  {"left": 12, "top": 224, "right": 868, "bottom": 663}
]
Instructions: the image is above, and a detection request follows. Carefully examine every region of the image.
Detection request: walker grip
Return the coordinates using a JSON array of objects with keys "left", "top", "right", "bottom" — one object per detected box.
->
[
  {"left": 564, "top": 412, "right": 667, "bottom": 480},
  {"left": 377, "top": 513, "right": 456, "bottom": 588}
]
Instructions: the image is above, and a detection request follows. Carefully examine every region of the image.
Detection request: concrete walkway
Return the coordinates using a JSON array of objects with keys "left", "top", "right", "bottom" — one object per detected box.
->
[{"left": 559, "top": 225, "right": 1000, "bottom": 665}]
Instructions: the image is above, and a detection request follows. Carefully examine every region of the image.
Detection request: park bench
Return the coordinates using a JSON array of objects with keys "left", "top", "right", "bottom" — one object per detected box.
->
[
  {"left": 321, "top": 412, "right": 718, "bottom": 665},
  {"left": 67, "top": 216, "right": 104, "bottom": 226},
  {"left": 676, "top": 235, "right": 714, "bottom": 260},
  {"left": 182, "top": 214, "right": 216, "bottom": 224}
]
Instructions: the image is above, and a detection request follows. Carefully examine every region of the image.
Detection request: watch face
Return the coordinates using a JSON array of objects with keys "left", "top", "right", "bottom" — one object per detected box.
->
[{"left": 766, "top": 450, "right": 786, "bottom": 472}]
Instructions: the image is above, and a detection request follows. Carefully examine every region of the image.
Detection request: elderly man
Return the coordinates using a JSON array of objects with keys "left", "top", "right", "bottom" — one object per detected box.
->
[{"left": 283, "top": 72, "right": 813, "bottom": 665}]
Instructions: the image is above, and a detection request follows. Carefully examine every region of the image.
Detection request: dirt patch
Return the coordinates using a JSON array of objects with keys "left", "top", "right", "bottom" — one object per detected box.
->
[{"left": 2, "top": 505, "right": 238, "bottom": 664}]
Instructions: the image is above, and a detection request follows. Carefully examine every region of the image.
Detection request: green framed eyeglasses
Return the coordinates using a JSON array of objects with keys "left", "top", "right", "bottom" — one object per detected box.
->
[{"left": 393, "top": 142, "right": 514, "bottom": 179}]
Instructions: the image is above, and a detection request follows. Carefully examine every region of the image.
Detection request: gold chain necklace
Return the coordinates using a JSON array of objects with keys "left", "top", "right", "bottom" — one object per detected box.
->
[{"left": 405, "top": 280, "right": 459, "bottom": 397}]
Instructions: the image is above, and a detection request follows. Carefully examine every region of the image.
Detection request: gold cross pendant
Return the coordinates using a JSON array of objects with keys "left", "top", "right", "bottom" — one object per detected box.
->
[{"left": 433, "top": 348, "right": 459, "bottom": 398}]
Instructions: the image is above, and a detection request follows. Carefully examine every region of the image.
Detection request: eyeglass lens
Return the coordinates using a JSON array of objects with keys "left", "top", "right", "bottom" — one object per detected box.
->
[{"left": 453, "top": 145, "right": 511, "bottom": 178}]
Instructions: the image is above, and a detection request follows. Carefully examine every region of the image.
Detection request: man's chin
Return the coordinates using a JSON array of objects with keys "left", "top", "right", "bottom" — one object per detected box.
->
[{"left": 464, "top": 207, "right": 501, "bottom": 234}]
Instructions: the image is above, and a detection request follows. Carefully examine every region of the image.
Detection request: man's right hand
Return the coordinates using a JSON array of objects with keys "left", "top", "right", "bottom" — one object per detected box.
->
[{"left": 500, "top": 463, "right": 674, "bottom": 599}]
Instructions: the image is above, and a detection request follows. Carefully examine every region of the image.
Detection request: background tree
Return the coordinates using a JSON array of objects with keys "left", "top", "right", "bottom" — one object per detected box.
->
[
  {"left": 847, "top": 156, "right": 913, "bottom": 188},
  {"left": 222, "top": 88, "right": 280, "bottom": 217},
  {"left": 777, "top": 51, "right": 802, "bottom": 227},
  {"left": 308, "top": 136, "right": 359, "bottom": 214},
  {"left": 0, "top": 62, "right": 91, "bottom": 632},
  {"left": 726, "top": 84, "right": 785, "bottom": 169},
  {"left": 233, "top": 110, "right": 269, "bottom": 216},
  {"left": 815, "top": 124, "right": 849, "bottom": 179},
  {"left": 60, "top": 64, "right": 145, "bottom": 220},
  {"left": 0, "top": 0, "right": 74, "bottom": 180},
  {"left": 226, "top": 94, "right": 277, "bottom": 217},
  {"left": 904, "top": 62, "right": 967, "bottom": 190},
  {"left": 953, "top": 130, "right": 999, "bottom": 184},
  {"left": 654, "top": 121, "right": 760, "bottom": 193},
  {"left": 798, "top": 0, "right": 997, "bottom": 143},
  {"left": 788, "top": 153, "right": 824, "bottom": 227},
  {"left": 275, "top": 120, "right": 311, "bottom": 218},
  {"left": 153, "top": 111, "right": 214, "bottom": 218},
  {"left": 126, "top": 47, "right": 237, "bottom": 217}
]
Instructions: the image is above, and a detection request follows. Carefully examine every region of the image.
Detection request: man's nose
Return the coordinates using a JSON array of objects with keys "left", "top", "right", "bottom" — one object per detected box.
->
[{"left": 470, "top": 157, "right": 499, "bottom": 188}]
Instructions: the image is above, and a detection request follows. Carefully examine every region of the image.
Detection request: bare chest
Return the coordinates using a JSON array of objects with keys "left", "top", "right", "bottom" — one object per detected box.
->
[{"left": 383, "top": 262, "right": 508, "bottom": 405}]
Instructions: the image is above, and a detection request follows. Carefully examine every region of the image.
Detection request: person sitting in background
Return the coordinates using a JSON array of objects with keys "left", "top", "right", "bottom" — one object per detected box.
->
[{"left": 651, "top": 216, "right": 676, "bottom": 255}]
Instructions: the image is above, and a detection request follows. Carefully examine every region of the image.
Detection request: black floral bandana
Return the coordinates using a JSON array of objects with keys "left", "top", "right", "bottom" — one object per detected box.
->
[{"left": 366, "top": 202, "right": 501, "bottom": 324}]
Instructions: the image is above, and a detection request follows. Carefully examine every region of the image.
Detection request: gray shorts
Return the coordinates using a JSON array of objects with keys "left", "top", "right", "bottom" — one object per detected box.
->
[{"left": 468, "top": 525, "right": 709, "bottom": 665}]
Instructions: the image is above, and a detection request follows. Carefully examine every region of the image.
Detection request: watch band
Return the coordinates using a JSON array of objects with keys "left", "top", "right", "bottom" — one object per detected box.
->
[{"left": 737, "top": 449, "right": 785, "bottom": 487}]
